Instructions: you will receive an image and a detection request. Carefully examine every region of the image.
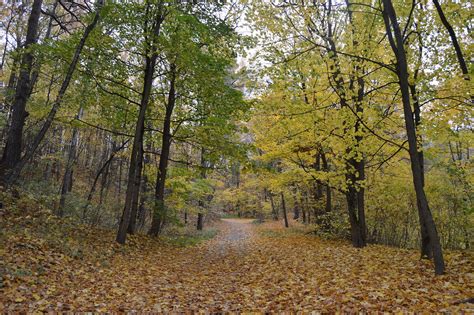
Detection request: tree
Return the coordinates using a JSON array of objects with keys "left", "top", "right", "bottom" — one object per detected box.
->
[
  {"left": 116, "top": 1, "right": 166, "bottom": 244},
  {"left": 381, "top": 0, "right": 445, "bottom": 275},
  {"left": 0, "top": 0, "right": 43, "bottom": 182}
]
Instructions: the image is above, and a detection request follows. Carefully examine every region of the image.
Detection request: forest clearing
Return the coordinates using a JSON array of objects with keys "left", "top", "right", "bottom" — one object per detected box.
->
[{"left": 0, "top": 0, "right": 473, "bottom": 312}]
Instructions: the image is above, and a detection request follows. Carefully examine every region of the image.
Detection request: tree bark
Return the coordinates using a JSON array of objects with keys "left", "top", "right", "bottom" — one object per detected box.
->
[
  {"left": 409, "top": 51, "right": 432, "bottom": 258},
  {"left": 127, "top": 142, "right": 143, "bottom": 235}
]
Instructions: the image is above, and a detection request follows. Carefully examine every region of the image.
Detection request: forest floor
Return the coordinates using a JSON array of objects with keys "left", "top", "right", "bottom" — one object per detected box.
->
[{"left": 1, "top": 198, "right": 473, "bottom": 312}]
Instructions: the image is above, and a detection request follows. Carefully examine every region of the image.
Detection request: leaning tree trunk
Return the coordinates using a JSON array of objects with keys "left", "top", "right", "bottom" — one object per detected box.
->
[
  {"left": 382, "top": 0, "right": 445, "bottom": 275},
  {"left": 432, "top": 0, "right": 469, "bottom": 79},
  {"left": 410, "top": 71, "right": 432, "bottom": 258},
  {"left": 0, "top": 0, "right": 43, "bottom": 182},
  {"left": 83, "top": 140, "right": 127, "bottom": 221}
]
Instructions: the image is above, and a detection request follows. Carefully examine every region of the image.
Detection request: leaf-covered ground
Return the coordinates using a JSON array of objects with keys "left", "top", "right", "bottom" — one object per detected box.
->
[{"left": 1, "top": 202, "right": 473, "bottom": 312}]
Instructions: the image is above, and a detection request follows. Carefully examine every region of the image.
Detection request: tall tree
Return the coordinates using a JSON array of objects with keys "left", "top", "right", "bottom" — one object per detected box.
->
[
  {"left": 117, "top": 2, "right": 166, "bottom": 244},
  {"left": 381, "top": 0, "right": 445, "bottom": 275},
  {"left": 0, "top": 0, "right": 43, "bottom": 182}
]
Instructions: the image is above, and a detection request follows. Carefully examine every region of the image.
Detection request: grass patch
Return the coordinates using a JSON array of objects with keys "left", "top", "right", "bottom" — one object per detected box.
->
[
  {"left": 161, "top": 228, "right": 218, "bottom": 247},
  {"left": 220, "top": 213, "right": 242, "bottom": 219}
]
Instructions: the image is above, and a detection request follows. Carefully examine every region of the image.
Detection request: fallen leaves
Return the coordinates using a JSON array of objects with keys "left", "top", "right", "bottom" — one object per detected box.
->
[{"left": 0, "top": 207, "right": 473, "bottom": 312}]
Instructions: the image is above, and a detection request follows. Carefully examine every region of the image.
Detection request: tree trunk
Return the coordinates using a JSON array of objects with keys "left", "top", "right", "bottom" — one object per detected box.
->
[
  {"left": 57, "top": 107, "right": 83, "bottom": 216},
  {"left": 345, "top": 185, "right": 366, "bottom": 248},
  {"left": 197, "top": 213, "right": 204, "bottom": 231},
  {"left": 127, "top": 142, "right": 143, "bottom": 235},
  {"left": 269, "top": 192, "right": 278, "bottom": 220},
  {"left": 321, "top": 153, "right": 332, "bottom": 213},
  {"left": 281, "top": 192, "right": 289, "bottom": 228},
  {"left": 410, "top": 81, "right": 432, "bottom": 259},
  {"left": 382, "top": 0, "right": 445, "bottom": 274},
  {"left": 148, "top": 64, "right": 176, "bottom": 236},
  {"left": 293, "top": 194, "right": 300, "bottom": 220},
  {"left": 137, "top": 143, "right": 151, "bottom": 232},
  {"left": 197, "top": 147, "right": 207, "bottom": 231},
  {"left": 432, "top": 0, "right": 469, "bottom": 79},
  {"left": 0, "top": 0, "right": 43, "bottom": 182}
]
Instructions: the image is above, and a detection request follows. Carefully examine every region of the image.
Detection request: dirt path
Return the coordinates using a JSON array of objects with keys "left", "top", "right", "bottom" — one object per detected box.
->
[
  {"left": 207, "top": 218, "right": 255, "bottom": 256},
  {"left": 2, "top": 218, "right": 473, "bottom": 312}
]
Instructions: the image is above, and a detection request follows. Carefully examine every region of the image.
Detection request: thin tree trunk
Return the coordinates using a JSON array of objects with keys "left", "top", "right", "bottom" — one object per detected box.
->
[
  {"left": 137, "top": 140, "right": 151, "bottom": 232},
  {"left": 197, "top": 147, "right": 207, "bottom": 231},
  {"left": 57, "top": 107, "right": 83, "bottom": 216},
  {"left": 293, "top": 190, "right": 300, "bottom": 220},
  {"left": 432, "top": 0, "right": 469, "bottom": 79},
  {"left": 321, "top": 153, "right": 332, "bottom": 213},
  {"left": 281, "top": 192, "right": 289, "bottom": 228},
  {"left": 410, "top": 73, "right": 432, "bottom": 258},
  {"left": 322, "top": 0, "right": 367, "bottom": 247},
  {"left": 0, "top": 6, "right": 15, "bottom": 70},
  {"left": 269, "top": 192, "right": 278, "bottom": 220}
]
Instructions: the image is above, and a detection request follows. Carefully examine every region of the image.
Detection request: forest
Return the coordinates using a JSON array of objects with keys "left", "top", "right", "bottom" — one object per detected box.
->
[{"left": 0, "top": 0, "right": 473, "bottom": 312}]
